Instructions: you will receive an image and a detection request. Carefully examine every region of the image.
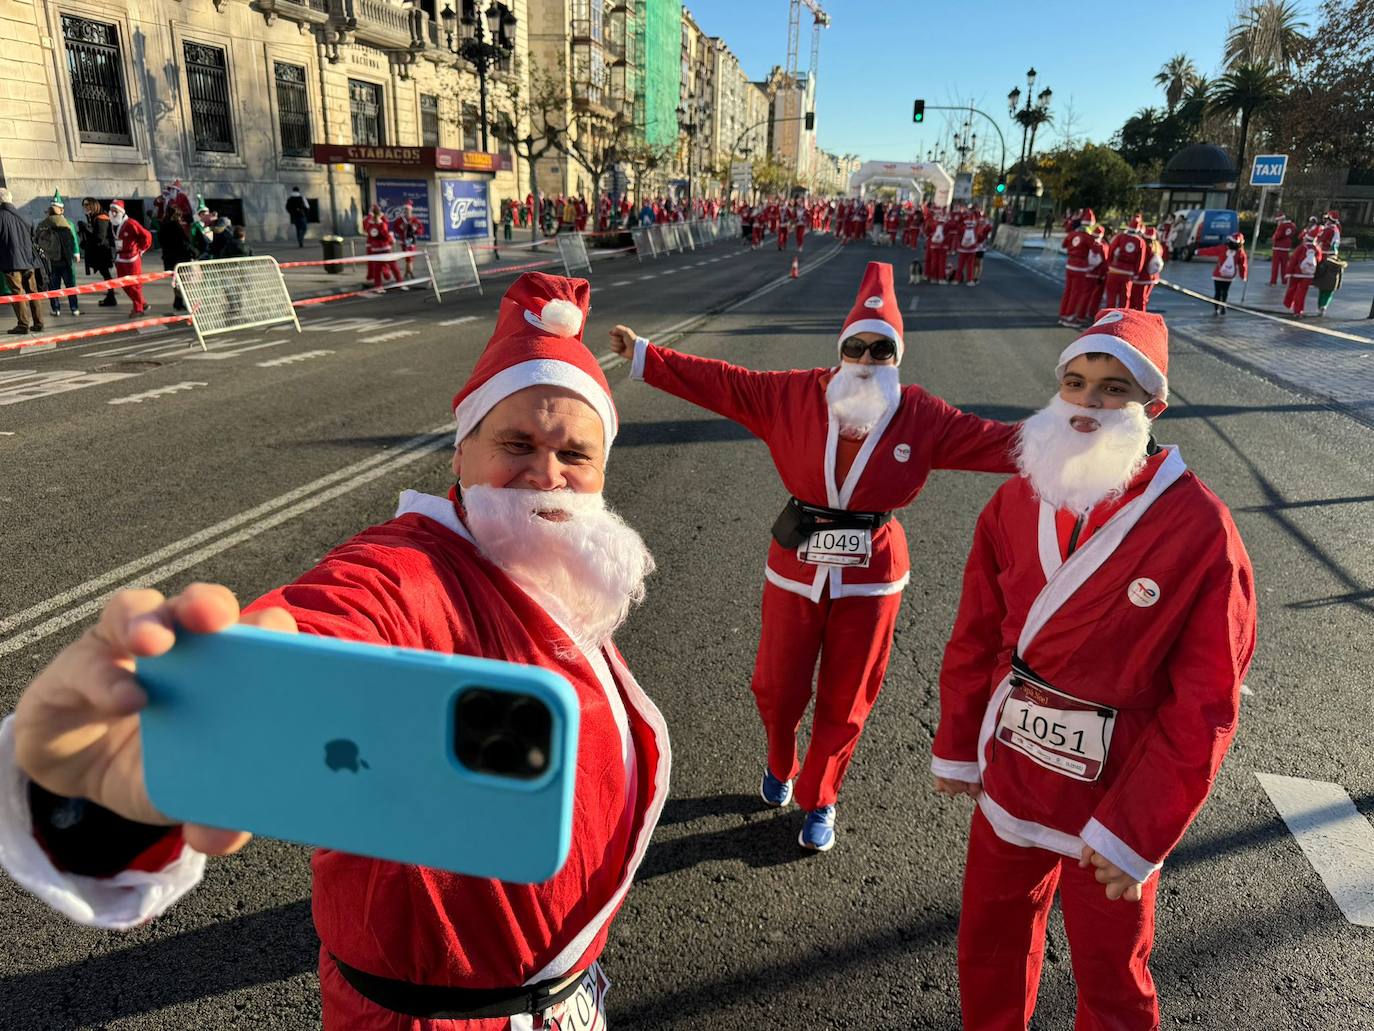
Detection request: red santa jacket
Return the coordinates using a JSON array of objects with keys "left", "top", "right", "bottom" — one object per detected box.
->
[
  {"left": 633, "top": 342, "right": 1017, "bottom": 600},
  {"left": 113, "top": 218, "right": 153, "bottom": 265},
  {"left": 932, "top": 449, "right": 1256, "bottom": 882},
  {"left": 1062, "top": 228, "right": 1097, "bottom": 273},
  {"left": 1133, "top": 241, "right": 1167, "bottom": 285},
  {"left": 362, "top": 214, "right": 394, "bottom": 253},
  {"left": 1106, "top": 233, "right": 1146, "bottom": 276},
  {"left": 956, "top": 218, "right": 980, "bottom": 253},
  {"left": 1286, "top": 240, "right": 1322, "bottom": 279},
  {"left": 1271, "top": 220, "right": 1296, "bottom": 252},
  {"left": 1084, "top": 238, "right": 1110, "bottom": 280},
  {"left": 1317, "top": 223, "right": 1340, "bottom": 251},
  {"left": 1197, "top": 243, "right": 1247, "bottom": 281}
]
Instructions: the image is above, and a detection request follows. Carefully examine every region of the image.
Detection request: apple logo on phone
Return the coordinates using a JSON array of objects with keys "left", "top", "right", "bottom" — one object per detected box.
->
[{"left": 324, "top": 739, "right": 370, "bottom": 773}]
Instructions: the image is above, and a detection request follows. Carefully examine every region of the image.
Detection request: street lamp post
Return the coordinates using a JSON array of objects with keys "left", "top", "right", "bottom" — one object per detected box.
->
[
  {"left": 440, "top": 0, "right": 517, "bottom": 153},
  {"left": 1007, "top": 67, "right": 1051, "bottom": 221}
]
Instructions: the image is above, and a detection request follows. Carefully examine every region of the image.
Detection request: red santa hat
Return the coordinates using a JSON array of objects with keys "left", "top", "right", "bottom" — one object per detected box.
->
[
  {"left": 1128, "top": 212, "right": 1144, "bottom": 230},
  {"left": 1055, "top": 308, "right": 1169, "bottom": 402},
  {"left": 1325, "top": 209, "right": 1341, "bottom": 222},
  {"left": 1080, "top": 208, "right": 1096, "bottom": 224},
  {"left": 838, "top": 261, "right": 905, "bottom": 363},
  {"left": 1229, "top": 231, "right": 1245, "bottom": 244},
  {"left": 109, "top": 199, "right": 125, "bottom": 213},
  {"left": 451, "top": 272, "right": 616, "bottom": 450}
]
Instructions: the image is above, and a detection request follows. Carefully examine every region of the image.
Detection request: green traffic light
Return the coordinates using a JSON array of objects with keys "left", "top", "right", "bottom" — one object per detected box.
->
[{"left": 995, "top": 182, "right": 1006, "bottom": 194}]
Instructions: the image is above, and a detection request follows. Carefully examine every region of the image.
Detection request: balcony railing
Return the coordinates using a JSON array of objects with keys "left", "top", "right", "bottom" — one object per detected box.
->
[{"left": 250, "top": 0, "right": 331, "bottom": 28}]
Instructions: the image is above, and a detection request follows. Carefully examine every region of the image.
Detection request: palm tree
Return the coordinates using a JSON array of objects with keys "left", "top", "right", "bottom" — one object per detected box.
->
[
  {"left": 1209, "top": 63, "right": 1290, "bottom": 194},
  {"left": 1224, "top": 0, "right": 1309, "bottom": 70},
  {"left": 1153, "top": 53, "right": 1198, "bottom": 114}
]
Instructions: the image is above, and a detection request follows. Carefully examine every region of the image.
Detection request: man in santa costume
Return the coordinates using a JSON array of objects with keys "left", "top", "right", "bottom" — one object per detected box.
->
[
  {"left": 390, "top": 199, "right": 426, "bottom": 282},
  {"left": 955, "top": 212, "right": 980, "bottom": 285},
  {"left": 1102, "top": 227, "right": 1145, "bottom": 309},
  {"left": 1269, "top": 211, "right": 1296, "bottom": 285},
  {"left": 1058, "top": 218, "right": 1097, "bottom": 325},
  {"left": 362, "top": 203, "right": 401, "bottom": 290},
  {"left": 932, "top": 308, "right": 1256, "bottom": 1030},
  {"left": 1283, "top": 232, "right": 1322, "bottom": 318},
  {"left": 925, "top": 209, "right": 950, "bottom": 284},
  {"left": 1129, "top": 226, "right": 1166, "bottom": 311},
  {"left": 794, "top": 200, "right": 808, "bottom": 252},
  {"left": 1072, "top": 225, "right": 1110, "bottom": 326},
  {"left": 778, "top": 201, "right": 793, "bottom": 251},
  {"left": 607, "top": 262, "right": 1016, "bottom": 851},
  {"left": 1317, "top": 209, "right": 1341, "bottom": 254},
  {"left": 0, "top": 271, "right": 670, "bottom": 1030},
  {"left": 107, "top": 200, "right": 153, "bottom": 316},
  {"left": 883, "top": 203, "right": 901, "bottom": 246}
]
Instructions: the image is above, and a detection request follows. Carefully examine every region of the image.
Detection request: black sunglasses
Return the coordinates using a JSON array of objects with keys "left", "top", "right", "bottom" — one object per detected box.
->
[{"left": 840, "top": 336, "right": 898, "bottom": 361}]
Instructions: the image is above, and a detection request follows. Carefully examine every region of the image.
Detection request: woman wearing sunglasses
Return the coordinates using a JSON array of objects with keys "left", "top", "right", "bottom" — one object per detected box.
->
[{"left": 608, "top": 261, "right": 1018, "bottom": 852}]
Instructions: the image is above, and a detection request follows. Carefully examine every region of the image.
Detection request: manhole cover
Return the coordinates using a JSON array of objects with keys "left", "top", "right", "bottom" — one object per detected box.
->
[{"left": 92, "top": 360, "right": 167, "bottom": 373}]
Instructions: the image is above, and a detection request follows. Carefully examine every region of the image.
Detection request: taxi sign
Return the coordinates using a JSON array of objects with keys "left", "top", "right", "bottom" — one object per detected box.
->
[{"left": 1250, "top": 154, "right": 1288, "bottom": 187}]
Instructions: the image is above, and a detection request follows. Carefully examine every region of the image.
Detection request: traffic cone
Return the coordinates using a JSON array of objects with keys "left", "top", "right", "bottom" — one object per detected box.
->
[{"left": 790, "top": 257, "right": 799, "bottom": 279}]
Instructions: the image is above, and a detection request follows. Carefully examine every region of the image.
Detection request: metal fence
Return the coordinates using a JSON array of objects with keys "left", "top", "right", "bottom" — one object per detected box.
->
[
  {"left": 631, "top": 226, "right": 658, "bottom": 260},
  {"left": 173, "top": 256, "right": 301, "bottom": 350},
  {"left": 557, "top": 233, "right": 593, "bottom": 275},
  {"left": 424, "top": 242, "right": 482, "bottom": 297}
]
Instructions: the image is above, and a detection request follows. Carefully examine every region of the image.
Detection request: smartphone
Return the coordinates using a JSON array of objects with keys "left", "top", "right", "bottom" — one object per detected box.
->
[{"left": 137, "top": 624, "right": 580, "bottom": 884}]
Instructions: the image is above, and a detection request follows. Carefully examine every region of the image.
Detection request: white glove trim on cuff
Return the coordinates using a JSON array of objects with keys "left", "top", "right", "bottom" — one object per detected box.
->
[{"left": 630, "top": 337, "right": 649, "bottom": 381}]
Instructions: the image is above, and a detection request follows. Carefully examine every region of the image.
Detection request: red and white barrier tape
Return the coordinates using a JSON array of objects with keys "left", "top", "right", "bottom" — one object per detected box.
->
[
  {"left": 0, "top": 313, "right": 190, "bottom": 353},
  {"left": 1, "top": 270, "right": 173, "bottom": 305}
]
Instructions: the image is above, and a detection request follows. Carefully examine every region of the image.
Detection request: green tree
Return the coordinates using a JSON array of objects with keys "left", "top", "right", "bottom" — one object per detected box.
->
[
  {"left": 1154, "top": 53, "right": 1199, "bottom": 114},
  {"left": 1042, "top": 144, "right": 1140, "bottom": 218},
  {"left": 1209, "top": 63, "right": 1290, "bottom": 188},
  {"left": 1225, "top": 0, "right": 1309, "bottom": 70}
]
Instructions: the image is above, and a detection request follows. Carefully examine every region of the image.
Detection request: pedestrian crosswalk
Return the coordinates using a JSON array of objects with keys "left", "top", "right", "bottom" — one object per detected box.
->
[{"left": 0, "top": 369, "right": 139, "bottom": 407}]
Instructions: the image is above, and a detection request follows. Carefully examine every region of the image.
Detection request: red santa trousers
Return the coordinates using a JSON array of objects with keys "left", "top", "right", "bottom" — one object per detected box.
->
[
  {"left": 926, "top": 246, "right": 948, "bottom": 282},
  {"left": 1102, "top": 271, "right": 1134, "bottom": 310},
  {"left": 1128, "top": 283, "right": 1155, "bottom": 310},
  {"left": 752, "top": 223, "right": 765, "bottom": 247},
  {"left": 777, "top": 225, "right": 789, "bottom": 250},
  {"left": 1058, "top": 269, "right": 1084, "bottom": 317},
  {"left": 796, "top": 225, "right": 806, "bottom": 249},
  {"left": 1270, "top": 249, "right": 1290, "bottom": 285},
  {"left": 1284, "top": 276, "right": 1312, "bottom": 315},
  {"left": 114, "top": 257, "right": 146, "bottom": 311},
  {"left": 957, "top": 251, "right": 978, "bottom": 283},
  {"left": 958, "top": 808, "right": 1160, "bottom": 1031},
  {"left": 1075, "top": 276, "right": 1107, "bottom": 322},
  {"left": 750, "top": 580, "right": 902, "bottom": 810}
]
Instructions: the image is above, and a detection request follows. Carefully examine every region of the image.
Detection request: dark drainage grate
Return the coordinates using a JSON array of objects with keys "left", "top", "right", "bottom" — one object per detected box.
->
[{"left": 92, "top": 360, "right": 167, "bottom": 373}]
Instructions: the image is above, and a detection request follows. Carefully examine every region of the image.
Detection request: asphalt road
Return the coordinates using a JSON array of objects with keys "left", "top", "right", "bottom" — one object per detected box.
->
[{"left": 1, "top": 236, "right": 1371, "bottom": 1030}]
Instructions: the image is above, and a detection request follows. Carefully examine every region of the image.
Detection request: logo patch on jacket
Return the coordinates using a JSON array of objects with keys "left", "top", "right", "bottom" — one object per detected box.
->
[
  {"left": 1127, "top": 577, "right": 1161, "bottom": 607},
  {"left": 893, "top": 443, "right": 911, "bottom": 463},
  {"left": 864, "top": 296, "right": 884, "bottom": 309}
]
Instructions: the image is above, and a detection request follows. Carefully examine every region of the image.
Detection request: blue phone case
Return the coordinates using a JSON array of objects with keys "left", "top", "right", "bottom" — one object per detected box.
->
[{"left": 137, "top": 624, "right": 580, "bottom": 884}]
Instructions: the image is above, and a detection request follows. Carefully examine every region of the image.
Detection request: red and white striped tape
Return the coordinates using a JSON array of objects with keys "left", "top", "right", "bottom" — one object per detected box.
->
[
  {"left": 0, "top": 313, "right": 191, "bottom": 353},
  {"left": 1, "top": 270, "right": 174, "bottom": 305}
]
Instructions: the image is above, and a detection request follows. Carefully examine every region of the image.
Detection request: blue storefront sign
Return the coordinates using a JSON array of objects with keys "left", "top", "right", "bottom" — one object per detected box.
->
[
  {"left": 375, "top": 178, "right": 431, "bottom": 240},
  {"left": 439, "top": 178, "right": 491, "bottom": 242}
]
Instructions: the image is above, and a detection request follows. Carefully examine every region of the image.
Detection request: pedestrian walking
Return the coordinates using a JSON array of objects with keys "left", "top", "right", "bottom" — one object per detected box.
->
[
  {"left": 1197, "top": 232, "right": 1248, "bottom": 315},
  {"left": 0, "top": 271, "right": 668, "bottom": 1030},
  {"left": 609, "top": 262, "right": 1017, "bottom": 853},
  {"left": 1102, "top": 227, "right": 1145, "bottom": 309},
  {"left": 361, "top": 204, "right": 399, "bottom": 289},
  {"left": 35, "top": 199, "right": 81, "bottom": 317},
  {"left": 158, "top": 208, "right": 196, "bottom": 313},
  {"left": 933, "top": 309, "right": 1255, "bottom": 1031},
  {"left": 1129, "top": 227, "right": 1166, "bottom": 311},
  {"left": 1269, "top": 212, "right": 1295, "bottom": 285},
  {"left": 109, "top": 200, "right": 154, "bottom": 316},
  {"left": 1074, "top": 225, "right": 1110, "bottom": 324},
  {"left": 1283, "top": 233, "right": 1321, "bottom": 318},
  {"left": 285, "top": 187, "right": 309, "bottom": 248},
  {"left": 78, "top": 198, "right": 118, "bottom": 308},
  {"left": 191, "top": 206, "right": 216, "bottom": 259},
  {"left": 1313, "top": 252, "right": 1345, "bottom": 316},
  {"left": 391, "top": 200, "right": 424, "bottom": 280},
  {"left": 1059, "top": 218, "right": 1095, "bottom": 325},
  {"left": 0, "top": 187, "right": 46, "bottom": 335}
]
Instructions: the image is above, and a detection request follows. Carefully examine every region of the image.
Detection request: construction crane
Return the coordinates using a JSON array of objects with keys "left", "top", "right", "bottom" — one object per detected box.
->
[{"left": 784, "top": 0, "right": 830, "bottom": 94}]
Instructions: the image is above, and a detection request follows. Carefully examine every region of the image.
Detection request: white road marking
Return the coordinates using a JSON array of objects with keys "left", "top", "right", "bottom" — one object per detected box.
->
[
  {"left": 358, "top": 329, "right": 419, "bottom": 344},
  {"left": 660, "top": 269, "right": 676, "bottom": 275},
  {"left": 0, "top": 370, "right": 140, "bottom": 407},
  {"left": 1256, "top": 773, "right": 1374, "bottom": 927},
  {"left": 611, "top": 280, "right": 633, "bottom": 287},
  {"left": 909, "top": 296, "right": 920, "bottom": 311},
  {"left": 0, "top": 431, "right": 16, "bottom": 435},
  {"left": 186, "top": 339, "right": 291, "bottom": 360},
  {"left": 303, "top": 316, "right": 399, "bottom": 334},
  {"left": 83, "top": 340, "right": 177, "bottom": 358},
  {"left": 638, "top": 275, "right": 656, "bottom": 281},
  {"left": 257, "top": 349, "right": 335, "bottom": 367},
  {"left": 0, "top": 422, "right": 455, "bottom": 658},
  {"left": 107, "top": 381, "right": 208, "bottom": 405},
  {"left": 437, "top": 316, "right": 478, "bottom": 326}
]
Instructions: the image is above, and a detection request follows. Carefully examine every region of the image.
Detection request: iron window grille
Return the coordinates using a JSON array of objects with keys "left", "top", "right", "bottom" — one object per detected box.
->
[
  {"left": 184, "top": 41, "right": 236, "bottom": 153},
  {"left": 461, "top": 102, "right": 479, "bottom": 152},
  {"left": 421, "top": 93, "right": 440, "bottom": 147},
  {"left": 61, "top": 14, "right": 133, "bottom": 146},
  {"left": 349, "top": 79, "right": 385, "bottom": 146},
  {"left": 274, "top": 62, "right": 312, "bottom": 157}
]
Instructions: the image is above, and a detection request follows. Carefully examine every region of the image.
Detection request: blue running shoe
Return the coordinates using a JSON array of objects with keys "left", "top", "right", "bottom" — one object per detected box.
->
[
  {"left": 799, "top": 805, "right": 836, "bottom": 851},
  {"left": 760, "top": 768, "right": 793, "bottom": 808}
]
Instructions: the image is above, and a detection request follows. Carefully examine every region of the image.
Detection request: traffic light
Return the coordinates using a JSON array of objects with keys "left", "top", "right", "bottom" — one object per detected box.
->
[
  {"left": 805, "top": 111, "right": 815, "bottom": 130},
  {"left": 995, "top": 175, "right": 1006, "bottom": 194},
  {"left": 913, "top": 99, "right": 925, "bottom": 123}
]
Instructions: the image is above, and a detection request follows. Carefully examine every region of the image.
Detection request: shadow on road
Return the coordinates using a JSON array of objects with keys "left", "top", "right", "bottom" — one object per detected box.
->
[{"left": 614, "top": 418, "right": 757, "bottom": 448}]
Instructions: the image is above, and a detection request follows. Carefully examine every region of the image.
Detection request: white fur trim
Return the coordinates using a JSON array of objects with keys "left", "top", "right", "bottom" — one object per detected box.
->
[
  {"left": 1081, "top": 816, "right": 1161, "bottom": 883},
  {"left": 1036, "top": 500, "right": 1062, "bottom": 581},
  {"left": 630, "top": 337, "right": 649, "bottom": 381},
  {"left": 829, "top": 571, "right": 909, "bottom": 598},
  {"left": 1056, "top": 335, "right": 1168, "bottom": 401},
  {"left": 454, "top": 358, "right": 617, "bottom": 450},
  {"left": 525, "top": 299, "right": 584, "bottom": 338},
  {"left": 394, "top": 490, "right": 476, "bottom": 546},
  {"left": 764, "top": 563, "right": 827, "bottom": 603},
  {"left": 977, "top": 789, "right": 1086, "bottom": 860},
  {"left": 837, "top": 317, "right": 905, "bottom": 362},
  {"left": 931, "top": 756, "right": 982, "bottom": 783},
  {"left": 0, "top": 715, "right": 205, "bottom": 930}
]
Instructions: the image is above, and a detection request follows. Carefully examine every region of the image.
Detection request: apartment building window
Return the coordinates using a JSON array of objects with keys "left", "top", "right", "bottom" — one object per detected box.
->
[
  {"left": 184, "top": 42, "right": 235, "bottom": 152},
  {"left": 274, "top": 62, "right": 312, "bottom": 157},
  {"left": 420, "top": 93, "right": 440, "bottom": 147},
  {"left": 349, "top": 79, "right": 385, "bottom": 146},
  {"left": 461, "top": 102, "right": 479, "bottom": 151},
  {"left": 61, "top": 15, "right": 133, "bottom": 146}
]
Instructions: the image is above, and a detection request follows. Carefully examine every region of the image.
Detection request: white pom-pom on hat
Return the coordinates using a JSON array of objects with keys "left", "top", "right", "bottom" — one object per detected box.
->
[{"left": 537, "top": 298, "right": 584, "bottom": 337}]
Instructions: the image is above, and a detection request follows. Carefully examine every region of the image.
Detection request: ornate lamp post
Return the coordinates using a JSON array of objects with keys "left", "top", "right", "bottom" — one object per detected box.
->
[
  {"left": 1007, "top": 67, "right": 1051, "bottom": 219},
  {"left": 439, "top": 0, "right": 516, "bottom": 152}
]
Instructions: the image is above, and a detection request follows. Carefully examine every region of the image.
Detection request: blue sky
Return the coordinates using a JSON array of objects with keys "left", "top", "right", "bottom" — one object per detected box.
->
[{"left": 683, "top": 0, "right": 1310, "bottom": 166}]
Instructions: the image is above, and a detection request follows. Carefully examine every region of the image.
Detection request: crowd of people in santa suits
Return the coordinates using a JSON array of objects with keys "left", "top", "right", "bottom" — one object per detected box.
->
[
  {"left": 1265, "top": 209, "right": 1344, "bottom": 317},
  {"left": 498, "top": 193, "right": 729, "bottom": 237},
  {"left": 361, "top": 199, "right": 426, "bottom": 290},
  {"left": 1, "top": 242, "right": 1257, "bottom": 1030}
]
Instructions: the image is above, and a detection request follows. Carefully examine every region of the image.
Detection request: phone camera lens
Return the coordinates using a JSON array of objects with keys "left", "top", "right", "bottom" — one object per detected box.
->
[
  {"left": 479, "top": 734, "right": 523, "bottom": 776},
  {"left": 506, "top": 698, "right": 551, "bottom": 743},
  {"left": 456, "top": 690, "right": 500, "bottom": 732}
]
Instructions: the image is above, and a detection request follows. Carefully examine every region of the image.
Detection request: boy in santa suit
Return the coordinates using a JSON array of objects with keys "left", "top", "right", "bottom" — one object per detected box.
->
[
  {"left": 1058, "top": 219, "right": 1097, "bottom": 325},
  {"left": 1269, "top": 212, "right": 1296, "bottom": 285},
  {"left": 932, "top": 308, "right": 1256, "bottom": 1030},
  {"left": 1129, "top": 227, "right": 1166, "bottom": 311},
  {"left": 1197, "top": 232, "right": 1248, "bottom": 316},
  {"left": 1283, "top": 233, "right": 1322, "bottom": 318},
  {"left": 608, "top": 262, "right": 1017, "bottom": 851},
  {"left": 1102, "top": 228, "right": 1145, "bottom": 309},
  {"left": 107, "top": 200, "right": 153, "bottom": 316},
  {"left": 1, "top": 271, "right": 669, "bottom": 1030}
]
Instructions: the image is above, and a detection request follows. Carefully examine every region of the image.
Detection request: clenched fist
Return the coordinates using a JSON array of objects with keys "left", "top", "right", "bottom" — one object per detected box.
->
[{"left": 608, "top": 324, "right": 638, "bottom": 358}]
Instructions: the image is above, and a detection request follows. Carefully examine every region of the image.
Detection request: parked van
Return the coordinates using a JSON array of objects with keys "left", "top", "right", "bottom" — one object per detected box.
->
[{"left": 1176, "top": 209, "right": 1240, "bottom": 260}]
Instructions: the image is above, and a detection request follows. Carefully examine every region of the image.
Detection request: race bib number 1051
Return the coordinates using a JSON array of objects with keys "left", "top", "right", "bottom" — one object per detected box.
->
[{"left": 995, "top": 679, "right": 1116, "bottom": 782}]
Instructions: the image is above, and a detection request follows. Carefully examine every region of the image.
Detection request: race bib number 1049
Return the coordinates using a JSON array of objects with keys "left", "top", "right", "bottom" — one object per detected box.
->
[{"left": 798, "top": 527, "right": 871, "bottom": 567}]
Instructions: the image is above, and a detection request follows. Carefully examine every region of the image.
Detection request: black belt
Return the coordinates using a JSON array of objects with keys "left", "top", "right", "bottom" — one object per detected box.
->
[
  {"left": 330, "top": 954, "right": 586, "bottom": 1020},
  {"left": 771, "top": 496, "right": 893, "bottom": 549}
]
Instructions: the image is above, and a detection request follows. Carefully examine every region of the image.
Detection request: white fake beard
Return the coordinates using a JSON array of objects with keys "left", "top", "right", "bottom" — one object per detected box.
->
[
  {"left": 826, "top": 362, "right": 901, "bottom": 438},
  {"left": 1014, "top": 395, "right": 1152, "bottom": 515},
  {"left": 461, "top": 486, "right": 656, "bottom": 656}
]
